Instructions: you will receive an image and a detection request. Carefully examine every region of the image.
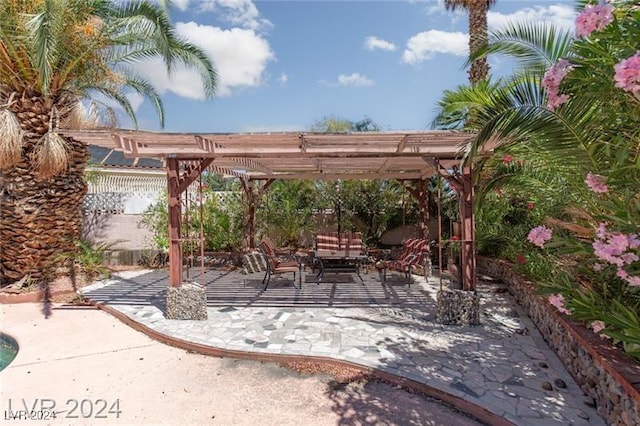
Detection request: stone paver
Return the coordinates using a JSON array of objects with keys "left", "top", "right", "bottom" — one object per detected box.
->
[{"left": 82, "top": 268, "right": 605, "bottom": 426}]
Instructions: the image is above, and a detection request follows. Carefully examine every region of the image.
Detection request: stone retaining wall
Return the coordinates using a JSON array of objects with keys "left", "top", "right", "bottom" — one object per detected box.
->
[{"left": 478, "top": 257, "right": 640, "bottom": 425}]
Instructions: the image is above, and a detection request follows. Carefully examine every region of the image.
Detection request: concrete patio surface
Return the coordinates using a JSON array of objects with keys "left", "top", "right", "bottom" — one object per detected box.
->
[
  {"left": 1, "top": 302, "right": 483, "bottom": 425},
  {"left": 66, "top": 267, "right": 605, "bottom": 426}
]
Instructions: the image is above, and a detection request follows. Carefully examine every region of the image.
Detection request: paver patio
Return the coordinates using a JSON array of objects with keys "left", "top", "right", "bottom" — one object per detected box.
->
[{"left": 81, "top": 268, "right": 605, "bottom": 426}]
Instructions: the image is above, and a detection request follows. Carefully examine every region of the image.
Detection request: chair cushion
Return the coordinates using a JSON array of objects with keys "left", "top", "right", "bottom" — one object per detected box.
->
[
  {"left": 346, "top": 232, "right": 365, "bottom": 255},
  {"left": 385, "top": 238, "right": 430, "bottom": 272},
  {"left": 316, "top": 234, "right": 339, "bottom": 251},
  {"left": 242, "top": 252, "right": 267, "bottom": 274},
  {"left": 275, "top": 259, "right": 299, "bottom": 268}
]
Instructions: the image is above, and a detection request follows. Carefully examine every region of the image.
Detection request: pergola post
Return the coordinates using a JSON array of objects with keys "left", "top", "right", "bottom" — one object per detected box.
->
[
  {"left": 458, "top": 165, "right": 476, "bottom": 292},
  {"left": 436, "top": 162, "right": 480, "bottom": 326},
  {"left": 167, "top": 158, "right": 182, "bottom": 287},
  {"left": 165, "top": 157, "right": 213, "bottom": 320}
]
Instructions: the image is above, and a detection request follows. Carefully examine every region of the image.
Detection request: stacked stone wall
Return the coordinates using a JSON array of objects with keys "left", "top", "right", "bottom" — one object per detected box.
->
[{"left": 478, "top": 257, "right": 640, "bottom": 425}]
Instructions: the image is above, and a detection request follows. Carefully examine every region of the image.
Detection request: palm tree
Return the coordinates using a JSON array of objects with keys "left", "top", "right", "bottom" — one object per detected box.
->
[
  {"left": 0, "top": 0, "right": 217, "bottom": 284},
  {"left": 444, "top": 0, "right": 496, "bottom": 84}
]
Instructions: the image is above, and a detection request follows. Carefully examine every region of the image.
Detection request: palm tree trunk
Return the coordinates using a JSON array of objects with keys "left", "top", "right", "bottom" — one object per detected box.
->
[
  {"left": 468, "top": 0, "right": 490, "bottom": 84},
  {"left": 0, "top": 92, "right": 88, "bottom": 284}
]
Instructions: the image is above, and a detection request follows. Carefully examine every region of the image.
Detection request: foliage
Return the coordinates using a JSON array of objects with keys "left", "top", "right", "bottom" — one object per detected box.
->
[
  {"left": 0, "top": 0, "right": 217, "bottom": 129},
  {"left": 310, "top": 115, "right": 380, "bottom": 132},
  {"left": 435, "top": 0, "right": 640, "bottom": 358},
  {"left": 193, "top": 191, "right": 244, "bottom": 252},
  {"left": 57, "top": 239, "right": 114, "bottom": 280},
  {"left": 258, "top": 180, "right": 316, "bottom": 247},
  {"left": 139, "top": 190, "right": 244, "bottom": 252},
  {"left": 139, "top": 193, "right": 169, "bottom": 250}
]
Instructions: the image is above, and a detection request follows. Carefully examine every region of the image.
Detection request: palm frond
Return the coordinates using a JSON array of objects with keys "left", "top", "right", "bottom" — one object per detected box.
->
[
  {"left": 0, "top": 108, "right": 24, "bottom": 170},
  {"left": 471, "top": 22, "right": 574, "bottom": 71},
  {"left": 24, "top": 0, "right": 64, "bottom": 95},
  {"left": 122, "top": 75, "right": 164, "bottom": 127},
  {"left": 34, "top": 130, "right": 69, "bottom": 178},
  {"left": 82, "top": 85, "right": 138, "bottom": 128}
]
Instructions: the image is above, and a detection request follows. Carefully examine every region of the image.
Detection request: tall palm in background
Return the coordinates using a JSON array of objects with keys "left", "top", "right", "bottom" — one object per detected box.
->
[
  {"left": 444, "top": 0, "right": 496, "bottom": 84},
  {"left": 0, "top": 0, "right": 217, "bottom": 284}
]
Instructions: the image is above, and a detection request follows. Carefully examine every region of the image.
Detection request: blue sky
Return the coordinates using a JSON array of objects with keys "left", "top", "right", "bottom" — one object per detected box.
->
[{"left": 126, "top": 0, "right": 577, "bottom": 133}]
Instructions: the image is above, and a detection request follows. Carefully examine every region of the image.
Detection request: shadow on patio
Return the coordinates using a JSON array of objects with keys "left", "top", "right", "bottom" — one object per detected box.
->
[{"left": 83, "top": 267, "right": 438, "bottom": 311}]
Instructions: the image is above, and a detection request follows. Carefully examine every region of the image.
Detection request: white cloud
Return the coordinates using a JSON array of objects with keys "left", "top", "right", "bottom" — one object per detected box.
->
[
  {"left": 402, "top": 30, "right": 467, "bottom": 64},
  {"left": 179, "top": 0, "right": 272, "bottom": 31},
  {"left": 337, "top": 73, "right": 374, "bottom": 87},
  {"left": 171, "top": 0, "right": 190, "bottom": 11},
  {"left": 277, "top": 73, "right": 288, "bottom": 86},
  {"left": 134, "top": 21, "right": 274, "bottom": 98},
  {"left": 488, "top": 4, "right": 576, "bottom": 32},
  {"left": 364, "top": 36, "right": 396, "bottom": 52}
]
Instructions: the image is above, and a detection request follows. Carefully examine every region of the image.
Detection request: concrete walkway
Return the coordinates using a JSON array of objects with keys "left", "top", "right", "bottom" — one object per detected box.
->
[{"left": 75, "top": 268, "right": 605, "bottom": 425}]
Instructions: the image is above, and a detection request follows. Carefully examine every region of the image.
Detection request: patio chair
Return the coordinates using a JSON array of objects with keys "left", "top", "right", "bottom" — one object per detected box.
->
[
  {"left": 258, "top": 238, "right": 301, "bottom": 290},
  {"left": 382, "top": 238, "right": 430, "bottom": 286}
]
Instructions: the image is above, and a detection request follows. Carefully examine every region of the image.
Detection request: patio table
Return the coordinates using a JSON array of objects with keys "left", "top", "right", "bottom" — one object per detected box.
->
[{"left": 313, "top": 251, "right": 367, "bottom": 284}]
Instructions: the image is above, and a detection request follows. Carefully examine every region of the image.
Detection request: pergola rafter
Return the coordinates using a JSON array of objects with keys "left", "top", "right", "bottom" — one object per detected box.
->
[{"left": 62, "top": 129, "right": 492, "bottom": 290}]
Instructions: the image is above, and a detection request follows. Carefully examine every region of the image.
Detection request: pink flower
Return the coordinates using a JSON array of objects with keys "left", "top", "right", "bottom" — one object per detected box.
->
[
  {"left": 593, "top": 263, "right": 603, "bottom": 271},
  {"left": 502, "top": 155, "right": 514, "bottom": 164},
  {"left": 542, "top": 59, "right": 573, "bottom": 110},
  {"left": 593, "top": 240, "right": 624, "bottom": 266},
  {"left": 527, "top": 202, "right": 535, "bottom": 211},
  {"left": 548, "top": 294, "right": 572, "bottom": 315},
  {"left": 516, "top": 254, "right": 527, "bottom": 264},
  {"left": 585, "top": 173, "right": 608, "bottom": 193},
  {"left": 591, "top": 320, "right": 606, "bottom": 333},
  {"left": 626, "top": 275, "right": 640, "bottom": 287},
  {"left": 547, "top": 93, "right": 571, "bottom": 111},
  {"left": 593, "top": 228, "right": 639, "bottom": 267},
  {"left": 527, "top": 226, "right": 553, "bottom": 248},
  {"left": 617, "top": 268, "right": 640, "bottom": 287},
  {"left": 575, "top": 3, "right": 614, "bottom": 38},
  {"left": 617, "top": 268, "right": 629, "bottom": 280},
  {"left": 614, "top": 51, "right": 640, "bottom": 97}
]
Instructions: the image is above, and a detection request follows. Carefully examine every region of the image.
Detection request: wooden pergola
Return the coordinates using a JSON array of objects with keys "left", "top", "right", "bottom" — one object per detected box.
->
[{"left": 62, "top": 129, "right": 492, "bottom": 291}]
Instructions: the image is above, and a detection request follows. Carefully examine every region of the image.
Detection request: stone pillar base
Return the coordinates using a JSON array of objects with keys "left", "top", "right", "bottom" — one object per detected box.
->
[
  {"left": 166, "top": 282, "right": 208, "bottom": 320},
  {"left": 436, "top": 289, "right": 480, "bottom": 326}
]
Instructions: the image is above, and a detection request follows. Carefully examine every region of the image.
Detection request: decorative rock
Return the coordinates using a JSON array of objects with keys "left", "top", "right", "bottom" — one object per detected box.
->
[
  {"left": 542, "top": 382, "right": 553, "bottom": 391},
  {"left": 577, "top": 410, "right": 590, "bottom": 420},
  {"left": 554, "top": 378, "right": 567, "bottom": 389},
  {"left": 166, "top": 282, "right": 208, "bottom": 320},
  {"left": 436, "top": 289, "right": 480, "bottom": 326}
]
